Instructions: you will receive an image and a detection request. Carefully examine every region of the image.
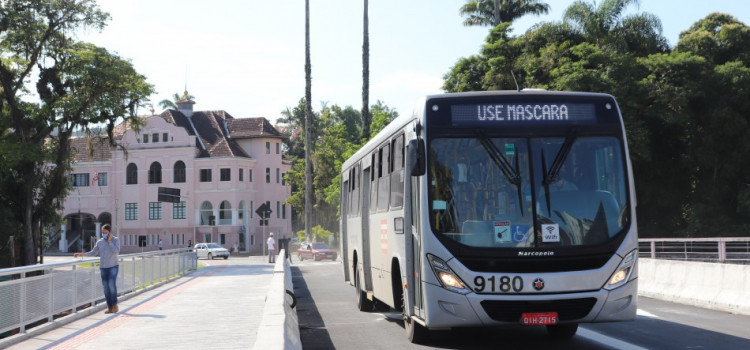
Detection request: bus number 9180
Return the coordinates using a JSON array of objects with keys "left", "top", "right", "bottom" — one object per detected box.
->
[{"left": 474, "top": 275, "right": 523, "bottom": 293}]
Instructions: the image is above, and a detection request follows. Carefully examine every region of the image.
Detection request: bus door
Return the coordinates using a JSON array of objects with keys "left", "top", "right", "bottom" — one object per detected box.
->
[
  {"left": 405, "top": 138, "right": 425, "bottom": 317},
  {"left": 361, "top": 166, "right": 373, "bottom": 292},
  {"left": 341, "top": 177, "right": 350, "bottom": 282},
  {"left": 411, "top": 175, "right": 423, "bottom": 315}
]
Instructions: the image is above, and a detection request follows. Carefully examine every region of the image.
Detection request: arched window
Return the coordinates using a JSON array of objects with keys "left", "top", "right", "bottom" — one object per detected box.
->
[
  {"left": 219, "top": 200, "right": 232, "bottom": 225},
  {"left": 149, "top": 162, "right": 162, "bottom": 184},
  {"left": 200, "top": 201, "right": 214, "bottom": 226},
  {"left": 126, "top": 163, "right": 138, "bottom": 184},
  {"left": 174, "top": 161, "right": 186, "bottom": 183}
]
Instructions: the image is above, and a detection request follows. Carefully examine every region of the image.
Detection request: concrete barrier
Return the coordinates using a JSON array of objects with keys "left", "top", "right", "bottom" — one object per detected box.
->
[
  {"left": 253, "top": 250, "right": 302, "bottom": 350},
  {"left": 638, "top": 258, "right": 750, "bottom": 316}
]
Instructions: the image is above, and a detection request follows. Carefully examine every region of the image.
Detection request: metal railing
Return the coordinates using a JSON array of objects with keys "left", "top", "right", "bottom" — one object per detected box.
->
[
  {"left": 0, "top": 248, "right": 197, "bottom": 338},
  {"left": 638, "top": 238, "right": 750, "bottom": 264}
]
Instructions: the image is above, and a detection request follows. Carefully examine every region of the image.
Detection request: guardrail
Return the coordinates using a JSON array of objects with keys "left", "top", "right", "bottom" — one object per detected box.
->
[
  {"left": 0, "top": 248, "right": 197, "bottom": 339},
  {"left": 638, "top": 238, "right": 750, "bottom": 264}
]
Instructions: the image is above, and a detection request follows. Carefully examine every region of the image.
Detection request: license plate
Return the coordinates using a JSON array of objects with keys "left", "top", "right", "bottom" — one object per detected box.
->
[{"left": 521, "top": 312, "right": 558, "bottom": 325}]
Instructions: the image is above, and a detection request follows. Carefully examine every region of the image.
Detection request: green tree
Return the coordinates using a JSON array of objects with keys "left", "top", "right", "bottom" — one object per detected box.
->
[
  {"left": 459, "top": 0, "right": 550, "bottom": 27},
  {"left": 669, "top": 14, "right": 750, "bottom": 235},
  {"left": 0, "top": 0, "right": 153, "bottom": 266},
  {"left": 677, "top": 13, "right": 750, "bottom": 66},
  {"left": 296, "top": 225, "right": 334, "bottom": 244},
  {"left": 369, "top": 101, "right": 399, "bottom": 136},
  {"left": 563, "top": 0, "right": 667, "bottom": 55}
]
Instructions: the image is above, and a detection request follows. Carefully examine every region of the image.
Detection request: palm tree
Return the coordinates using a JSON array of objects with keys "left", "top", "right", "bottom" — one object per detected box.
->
[
  {"left": 304, "top": 0, "right": 313, "bottom": 243},
  {"left": 563, "top": 0, "right": 666, "bottom": 54},
  {"left": 361, "top": 0, "right": 371, "bottom": 141},
  {"left": 459, "top": 0, "right": 550, "bottom": 27},
  {"left": 158, "top": 91, "right": 195, "bottom": 111}
]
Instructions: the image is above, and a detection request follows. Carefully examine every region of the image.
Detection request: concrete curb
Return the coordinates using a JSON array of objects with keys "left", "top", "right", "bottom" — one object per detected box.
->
[
  {"left": 253, "top": 250, "right": 302, "bottom": 350},
  {"left": 638, "top": 258, "right": 750, "bottom": 316}
]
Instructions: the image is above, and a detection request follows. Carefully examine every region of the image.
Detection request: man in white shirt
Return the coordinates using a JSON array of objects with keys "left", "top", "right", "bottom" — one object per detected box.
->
[{"left": 267, "top": 232, "right": 276, "bottom": 263}]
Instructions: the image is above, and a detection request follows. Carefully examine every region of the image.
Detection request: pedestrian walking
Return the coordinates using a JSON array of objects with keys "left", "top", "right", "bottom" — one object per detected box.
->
[
  {"left": 74, "top": 224, "right": 120, "bottom": 314},
  {"left": 267, "top": 232, "right": 276, "bottom": 263},
  {"left": 158, "top": 238, "right": 163, "bottom": 250}
]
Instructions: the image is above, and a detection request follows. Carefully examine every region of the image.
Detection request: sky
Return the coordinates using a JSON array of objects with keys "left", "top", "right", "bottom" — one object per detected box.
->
[{"left": 76, "top": 0, "right": 750, "bottom": 124}]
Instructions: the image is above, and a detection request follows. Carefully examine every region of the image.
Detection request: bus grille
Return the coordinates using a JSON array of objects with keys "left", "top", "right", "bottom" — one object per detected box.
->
[
  {"left": 458, "top": 254, "right": 612, "bottom": 273},
  {"left": 480, "top": 298, "right": 597, "bottom": 322}
]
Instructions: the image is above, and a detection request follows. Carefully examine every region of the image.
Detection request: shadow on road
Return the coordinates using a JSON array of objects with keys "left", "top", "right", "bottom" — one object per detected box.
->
[{"left": 292, "top": 266, "right": 335, "bottom": 349}]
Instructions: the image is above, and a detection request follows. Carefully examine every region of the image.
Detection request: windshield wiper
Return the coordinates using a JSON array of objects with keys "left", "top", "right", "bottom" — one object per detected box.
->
[
  {"left": 541, "top": 129, "right": 577, "bottom": 215},
  {"left": 477, "top": 135, "right": 524, "bottom": 216}
]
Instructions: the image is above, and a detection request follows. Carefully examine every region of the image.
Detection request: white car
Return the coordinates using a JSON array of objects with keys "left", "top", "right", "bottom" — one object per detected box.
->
[{"left": 194, "top": 243, "right": 230, "bottom": 260}]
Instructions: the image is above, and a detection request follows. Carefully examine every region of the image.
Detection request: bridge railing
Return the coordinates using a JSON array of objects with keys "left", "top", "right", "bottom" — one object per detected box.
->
[
  {"left": 638, "top": 238, "right": 750, "bottom": 264},
  {"left": 0, "top": 248, "right": 197, "bottom": 338}
]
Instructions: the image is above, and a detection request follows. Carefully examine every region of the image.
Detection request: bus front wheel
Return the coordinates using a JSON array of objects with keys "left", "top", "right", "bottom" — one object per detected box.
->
[
  {"left": 404, "top": 314, "right": 430, "bottom": 343},
  {"left": 546, "top": 323, "right": 578, "bottom": 338}
]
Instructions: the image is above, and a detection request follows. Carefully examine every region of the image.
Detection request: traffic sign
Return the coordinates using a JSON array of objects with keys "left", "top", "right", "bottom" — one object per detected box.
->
[
  {"left": 255, "top": 202, "right": 272, "bottom": 218},
  {"left": 158, "top": 187, "right": 181, "bottom": 203}
]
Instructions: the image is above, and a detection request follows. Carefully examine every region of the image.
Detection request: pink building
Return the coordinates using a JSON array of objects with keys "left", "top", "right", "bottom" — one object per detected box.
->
[{"left": 58, "top": 97, "right": 292, "bottom": 254}]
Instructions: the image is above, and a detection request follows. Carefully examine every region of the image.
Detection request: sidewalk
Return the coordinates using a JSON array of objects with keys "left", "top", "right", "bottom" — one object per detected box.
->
[{"left": 7, "top": 255, "right": 275, "bottom": 350}]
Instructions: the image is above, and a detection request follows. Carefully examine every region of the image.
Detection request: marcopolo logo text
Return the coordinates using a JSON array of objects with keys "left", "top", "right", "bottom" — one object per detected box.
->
[{"left": 518, "top": 251, "right": 555, "bottom": 257}]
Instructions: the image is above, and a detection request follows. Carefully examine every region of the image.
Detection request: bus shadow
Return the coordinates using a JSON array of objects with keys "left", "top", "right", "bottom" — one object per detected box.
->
[
  {"left": 381, "top": 310, "right": 750, "bottom": 349},
  {"left": 292, "top": 266, "right": 336, "bottom": 349}
]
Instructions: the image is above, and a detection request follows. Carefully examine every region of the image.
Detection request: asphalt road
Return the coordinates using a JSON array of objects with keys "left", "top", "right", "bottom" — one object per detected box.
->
[{"left": 293, "top": 260, "right": 750, "bottom": 350}]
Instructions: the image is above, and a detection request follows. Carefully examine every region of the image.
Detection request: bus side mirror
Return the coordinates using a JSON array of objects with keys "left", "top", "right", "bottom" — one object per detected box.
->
[{"left": 408, "top": 139, "right": 426, "bottom": 176}]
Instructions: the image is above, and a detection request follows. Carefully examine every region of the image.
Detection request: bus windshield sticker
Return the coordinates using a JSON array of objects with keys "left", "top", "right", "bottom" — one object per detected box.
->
[
  {"left": 433, "top": 200, "right": 447, "bottom": 210},
  {"left": 512, "top": 225, "right": 531, "bottom": 243},
  {"left": 542, "top": 224, "right": 560, "bottom": 242},
  {"left": 494, "top": 221, "right": 511, "bottom": 244},
  {"left": 451, "top": 103, "right": 596, "bottom": 126}
]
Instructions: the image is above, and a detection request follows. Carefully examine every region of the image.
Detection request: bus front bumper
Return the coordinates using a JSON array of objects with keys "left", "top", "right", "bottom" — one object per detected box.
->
[{"left": 420, "top": 278, "right": 637, "bottom": 329}]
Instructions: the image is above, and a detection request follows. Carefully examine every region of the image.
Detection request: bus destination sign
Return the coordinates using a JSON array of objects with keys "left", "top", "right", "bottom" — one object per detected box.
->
[{"left": 450, "top": 103, "right": 596, "bottom": 126}]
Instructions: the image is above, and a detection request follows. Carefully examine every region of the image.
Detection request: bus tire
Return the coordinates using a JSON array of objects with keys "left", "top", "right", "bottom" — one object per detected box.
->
[
  {"left": 404, "top": 314, "right": 430, "bottom": 343},
  {"left": 355, "top": 269, "right": 373, "bottom": 312},
  {"left": 546, "top": 323, "right": 578, "bottom": 338}
]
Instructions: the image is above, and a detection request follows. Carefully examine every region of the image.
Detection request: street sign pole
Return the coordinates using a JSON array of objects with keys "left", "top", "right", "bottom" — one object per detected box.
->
[{"left": 255, "top": 202, "right": 272, "bottom": 258}]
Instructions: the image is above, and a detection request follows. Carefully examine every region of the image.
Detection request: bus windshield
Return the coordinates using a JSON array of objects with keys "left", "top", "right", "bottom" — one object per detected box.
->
[{"left": 428, "top": 136, "right": 628, "bottom": 248}]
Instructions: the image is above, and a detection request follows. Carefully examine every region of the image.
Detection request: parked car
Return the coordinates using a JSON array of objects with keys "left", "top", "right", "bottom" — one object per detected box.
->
[
  {"left": 194, "top": 243, "right": 230, "bottom": 260},
  {"left": 297, "top": 243, "right": 337, "bottom": 261}
]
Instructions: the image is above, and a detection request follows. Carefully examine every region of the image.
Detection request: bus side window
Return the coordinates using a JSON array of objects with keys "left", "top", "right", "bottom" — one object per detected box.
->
[
  {"left": 355, "top": 164, "right": 361, "bottom": 216},
  {"left": 371, "top": 153, "right": 378, "bottom": 213},
  {"left": 377, "top": 144, "right": 390, "bottom": 210},
  {"left": 390, "top": 135, "right": 404, "bottom": 209}
]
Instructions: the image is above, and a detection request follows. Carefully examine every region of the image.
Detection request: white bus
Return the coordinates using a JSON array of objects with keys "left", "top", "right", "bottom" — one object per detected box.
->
[{"left": 340, "top": 91, "right": 638, "bottom": 342}]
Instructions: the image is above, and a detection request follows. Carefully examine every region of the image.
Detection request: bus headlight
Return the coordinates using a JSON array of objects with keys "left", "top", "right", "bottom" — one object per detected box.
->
[
  {"left": 427, "top": 254, "right": 471, "bottom": 294},
  {"left": 604, "top": 249, "right": 637, "bottom": 291}
]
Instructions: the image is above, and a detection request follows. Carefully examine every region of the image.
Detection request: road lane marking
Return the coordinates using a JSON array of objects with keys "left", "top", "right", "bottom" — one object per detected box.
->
[{"left": 579, "top": 328, "right": 649, "bottom": 350}]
